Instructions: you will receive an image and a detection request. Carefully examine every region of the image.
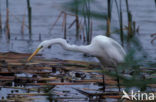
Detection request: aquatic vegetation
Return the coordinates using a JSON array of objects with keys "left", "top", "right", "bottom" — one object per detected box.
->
[
  {"left": 5, "top": 0, "right": 10, "bottom": 40},
  {"left": 27, "top": 0, "right": 32, "bottom": 39}
]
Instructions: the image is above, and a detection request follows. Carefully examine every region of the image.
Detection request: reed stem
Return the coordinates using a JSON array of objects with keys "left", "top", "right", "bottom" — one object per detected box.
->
[
  {"left": 49, "top": 11, "right": 63, "bottom": 34},
  {"left": 21, "top": 10, "right": 26, "bottom": 37},
  {"left": 85, "top": 0, "right": 92, "bottom": 44},
  {"left": 76, "top": 15, "right": 79, "bottom": 38},
  {"left": 106, "top": 0, "right": 111, "bottom": 37},
  {"left": 27, "top": 0, "right": 32, "bottom": 39},
  {"left": 75, "top": 0, "right": 80, "bottom": 39},
  {"left": 126, "top": 0, "right": 132, "bottom": 42},
  {"left": 63, "top": 13, "right": 67, "bottom": 39},
  {"left": 5, "top": 0, "right": 10, "bottom": 40},
  {"left": 119, "top": 0, "right": 124, "bottom": 46}
]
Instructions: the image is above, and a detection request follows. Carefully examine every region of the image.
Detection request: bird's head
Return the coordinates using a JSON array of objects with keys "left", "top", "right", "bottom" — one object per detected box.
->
[
  {"left": 27, "top": 40, "right": 51, "bottom": 61},
  {"left": 27, "top": 38, "right": 67, "bottom": 62}
]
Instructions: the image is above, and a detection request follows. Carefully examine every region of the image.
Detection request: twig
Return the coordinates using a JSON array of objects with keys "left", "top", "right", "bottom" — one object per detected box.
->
[
  {"left": 151, "top": 37, "right": 156, "bottom": 45},
  {"left": 76, "top": 15, "right": 79, "bottom": 38},
  {"left": 21, "top": 10, "right": 26, "bottom": 36},
  {"left": 11, "top": 14, "right": 29, "bottom": 28},
  {"left": 48, "top": 11, "right": 63, "bottom": 34},
  {"left": 68, "top": 18, "right": 76, "bottom": 29},
  {"left": 62, "top": 13, "right": 67, "bottom": 39},
  {"left": 150, "top": 33, "right": 156, "bottom": 44}
]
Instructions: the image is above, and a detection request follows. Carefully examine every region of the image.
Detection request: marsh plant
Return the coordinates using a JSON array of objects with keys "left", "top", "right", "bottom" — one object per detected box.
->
[
  {"left": 64, "top": 0, "right": 102, "bottom": 44},
  {"left": 27, "top": 0, "right": 32, "bottom": 39},
  {"left": 103, "top": 38, "right": 156, "bottom": 91},
  {"left": 5, "top": 0, "right": 10, "bottom": 40}
]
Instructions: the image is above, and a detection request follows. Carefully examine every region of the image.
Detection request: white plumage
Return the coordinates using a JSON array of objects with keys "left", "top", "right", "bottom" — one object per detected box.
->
[{"left": 28, "top": 35, "right": 126, "bottom": 67}]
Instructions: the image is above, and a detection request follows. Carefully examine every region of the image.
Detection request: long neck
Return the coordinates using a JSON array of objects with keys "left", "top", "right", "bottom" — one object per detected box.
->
[{"left": 49, "top": 38, "right": 92, "bottom": 54}]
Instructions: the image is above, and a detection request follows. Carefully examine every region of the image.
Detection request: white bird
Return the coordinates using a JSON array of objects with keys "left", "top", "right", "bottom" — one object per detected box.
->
[
  {"left": 27, "top": 35, "right": 126, "bottom": 91},
  {"left": 27, "top": 35, "right": 126, "bottom": 66}
]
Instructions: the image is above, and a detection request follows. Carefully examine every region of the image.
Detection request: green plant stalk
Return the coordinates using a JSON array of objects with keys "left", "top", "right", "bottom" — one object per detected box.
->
[
  {"left": 84, "top": 0, "right": 92, "bottom": 44},
  {"left": 75, "top": 0, "right": 80, "bottom": 39},
  {"left": 64, "top": 0, "right": 107, "bottom": 22},
  {"left": 83, "top": 0, "right": 90, "bottom": 44},
  {"left": 106, "top": 0, "right": 111, "bottom": 37},
  {"left": 63, "top": 0, "right": 107, "bottom": 43},
  {"left": 125, "top": 0, "right": 132, "bottom": 42},
  {"left": 133, "top": 21, "right": 136, "bottom": 34},
  {"left": 87, "top": 2, "right": 91, "bottom": 44},
  {"left": 83, "top": 4, "right": 87, "bottom": 42},
  {"left": 119, "top": 0, "right": 124, "bottom": 46},
  {"left": 27, "top": 0, "right": 32, "bottom": 39},
  {"left": 115, "top": 0, "right": 120, "bottom": 20}
]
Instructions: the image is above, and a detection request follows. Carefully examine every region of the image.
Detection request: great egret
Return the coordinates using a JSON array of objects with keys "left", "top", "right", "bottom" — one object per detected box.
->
[
  {"left": 27, "top": 35, "right": 126, "bottom": 64},
  {"left": 27, "top": 35, "right": 126, "bottom": 91}
]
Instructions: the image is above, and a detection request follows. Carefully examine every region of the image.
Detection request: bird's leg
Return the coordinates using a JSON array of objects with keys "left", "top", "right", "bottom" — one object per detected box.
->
[
  {"left": 102, "top": 74, "right": 105, "bottom": 92},
  {"left": 115, "top": 67, "right": 121, "bottom": 92},
  {"left": 100, "top": 65, "right": 106, "bottom": 92}
]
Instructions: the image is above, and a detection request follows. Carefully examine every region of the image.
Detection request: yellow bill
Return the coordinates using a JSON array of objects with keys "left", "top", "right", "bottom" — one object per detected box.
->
[{"left": 27, "top": 47, "right": 41, "bottom": 61}]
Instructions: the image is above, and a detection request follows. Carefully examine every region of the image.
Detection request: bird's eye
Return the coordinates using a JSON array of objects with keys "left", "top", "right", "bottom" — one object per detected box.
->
[
  {"left": 48, "top": 46, "right": 51, "bottom": 49},
  {"left": 40, "top": 46, "right": 43, "bottom": 48}
]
